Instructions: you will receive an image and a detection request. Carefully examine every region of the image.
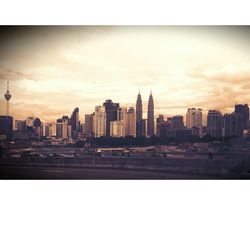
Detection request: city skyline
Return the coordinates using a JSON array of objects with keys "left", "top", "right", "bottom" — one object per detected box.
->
[
  {"left": 1, "top": 26, "right": 250, "bottom": 123},
  {"left": 1, "top": 82, "right": 250, "bottom": 126}
]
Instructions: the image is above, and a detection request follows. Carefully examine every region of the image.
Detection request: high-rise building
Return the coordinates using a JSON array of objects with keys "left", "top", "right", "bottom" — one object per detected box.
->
[
  {"left": 103, "top": 100, "right": 119, "bottom": 136},
  {"left": 70, "top": 107, "right": 79, "bottom": 139},
  {"left": 136, "top": 91, "right": 143, "bottom": 136},
  {"left": 110, "top": 120, "right": 125, "bottom": 137},
  {"left": 62, "top": 116, "right": 70, "bottom": 139},
  {"left": 15, "top": 120, "right": 26, "bottom": 132},
  {"left": 156, "top": 115, "right": 166, "bottom": 136},
  {"left": 94, "top": 106, "right": 106, "bottom": 137},
  {"left": 147, "top": 91, "right": 154, "bottom": 137},
  {"left": 186, "top": 108, "right": 202, "bottom": 136},
  {"left": 42, "top": 123, "right": 52, "bottom": 137},
  {"left": 4, "top": 81, "right": 11, "bottom": 116},
  {"left": 172, "top": 115, "right": 184, "bottom": 130},
  {"left": 51, "top": 122, "right": 57, "bottom": 136},
  {"left": 234, "top": 104, "right": 249, "bottom": 130},
  {"left": 126, "top": 107, "right": 136, "bottom": 137},
  {"left": 85, "top": 113, "right": 94, "bottom": 135},
  {"left": 56, "top": 118, "right": 63, "bottom": 138},
  {"left": 138, "top": 119, "right": 147, "bottom": 137},
  {"left": 223, "top": 112, "right": 243, "bottom": 137},
  {"left": 207, "top": 110, "right": 223, "bottom": 137},
  {"left": 117, "top": 107, "right": 127, "bottom": 121},
  {"left": 0, "top": 116, "right": 13, "bottom": 139},
  {"left": 33, "top": 117, "right": 42, "bottom": 138}
]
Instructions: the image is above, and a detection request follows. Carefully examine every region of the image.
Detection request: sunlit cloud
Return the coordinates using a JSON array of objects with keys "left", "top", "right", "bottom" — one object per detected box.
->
[{"left": 0, "top": 26, "right": 250, "bottom": 124}]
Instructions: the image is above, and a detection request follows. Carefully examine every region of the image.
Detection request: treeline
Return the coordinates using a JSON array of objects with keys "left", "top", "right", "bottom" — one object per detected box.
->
[{"left": 74, "top": 135, "right": 241, "bottom": 148}]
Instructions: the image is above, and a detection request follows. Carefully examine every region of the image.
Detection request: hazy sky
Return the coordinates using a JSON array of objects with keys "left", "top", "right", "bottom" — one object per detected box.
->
[{"left": 0, "top": 26, "right": 250, "bottom": 123}]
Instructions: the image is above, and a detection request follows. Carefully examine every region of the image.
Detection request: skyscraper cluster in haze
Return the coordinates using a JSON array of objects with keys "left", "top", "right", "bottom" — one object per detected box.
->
[{"left": 0, "top": 81, "right": 250, "bottom": 143}]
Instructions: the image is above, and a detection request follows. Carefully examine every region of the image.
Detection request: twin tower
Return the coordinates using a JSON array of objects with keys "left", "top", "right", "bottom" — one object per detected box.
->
[{"left": 136, "top": 91, "right": 154, "bottom": 137}]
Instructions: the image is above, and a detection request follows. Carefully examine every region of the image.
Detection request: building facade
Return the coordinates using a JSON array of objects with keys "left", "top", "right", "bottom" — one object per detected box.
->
[
  {"left": 94, "top": 106, "right": 106, "bottom": 137},
  {"left": 136, "top": 91, "right": 143, "bottom": 137},
  {"left": 186, "top": 108, "right": 202, "bottom": 136},
  {"left": 234, "top": 104, "right": 249, "bottom": 130},
  {"left": 103, "top": 100, "right": 119, "bottom": 136},
  {"left": 0, "top": 116, "right": 13, "bottom": 139},
  {"left": 206, "top": 110, "right": 223, "bottom": 138},
  {"left": 147, "top": 92, "right": 154, "bottom": 137}
]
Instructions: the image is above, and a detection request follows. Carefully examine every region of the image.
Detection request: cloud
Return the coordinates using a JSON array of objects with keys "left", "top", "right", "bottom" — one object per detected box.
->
[{"left": 0, "top": 68, "right": 39, "bottom": 81}]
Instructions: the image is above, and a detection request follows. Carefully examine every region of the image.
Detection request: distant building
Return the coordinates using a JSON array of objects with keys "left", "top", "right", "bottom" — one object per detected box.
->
[
  {"left": 172, "top": 115, "right": 184, "bottom": 130},
  {"left": 62, "top": 116, "right": 70, "bottom": 139},
  {"left": 138, "top": 119, "right": 147, "bottom": 137},
  {"left": 15, "top": 120, "right": 26, "bottom": 132},
  {"left": 234, "top": 104, "right": 249, "bottom": 130},
  {"left": 85, "top": 113, "right": 94, "bottom": 135},
  {"left": 56, "top": 119, "right": 63, "bottom": 138},
  {"left": 110, "top": 120, "right": 125, "bottom": 137},
  {"left": 103, "top": 100, "right": 119, "bottom": 136},
  {"left": 109, "top": 107, "right": 136, "bottom": 138},
  {"left": 94, "top": 106, "right": 106, "bottom": 137},
  {"left": 51, "top": 122, "right": 57, "bottom": 136},
  {"left": 33, "top": 117, "right": 42, "bottom": 138},
  {"left": 186, "top": 108, "right": 202, "bottom": 136},
  {"left": 207, "top": 110, "right": 222, "bottom": 138},
  {"left": 0, "top": 116, "right": 13, "bottom": 139},
  {"left": 223, "top": 112, "right": 243, "bottom": 138},
  {"left": 156, "top": 115, "right": 165, "bottom": 136},
  {"left": 70, "top": 107, "right": 79, "bottom": 139},
  {"left": 117, "top": 107, "right": 127, "bottom": 121},
  {"left": 147, "top": 91, "right": 154, "bottom": 137},
  {"left": 136, "top": 91, "right": 143, "bottom": 137},
  {"left": 126, "top": 107, "right": 136, "bottom": 137},
  {"left": 42, "top": 123, "right": 52, "bottom": 137}
]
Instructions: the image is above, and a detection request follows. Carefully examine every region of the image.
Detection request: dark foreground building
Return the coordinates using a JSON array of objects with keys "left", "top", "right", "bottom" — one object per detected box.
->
[{"left": 0, "top": 116, "right": 13, "bottom": 139}]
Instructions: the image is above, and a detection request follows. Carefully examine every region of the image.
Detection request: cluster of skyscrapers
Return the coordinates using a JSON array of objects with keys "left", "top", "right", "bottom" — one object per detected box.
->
[{"left": 1, "top": 81, "right": 250, "bottom": 142}]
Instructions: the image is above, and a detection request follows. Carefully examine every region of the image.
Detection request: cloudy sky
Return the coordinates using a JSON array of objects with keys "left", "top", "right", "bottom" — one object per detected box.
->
[{"left": 0, "top": 26, "right": 250, "bottom": 124}]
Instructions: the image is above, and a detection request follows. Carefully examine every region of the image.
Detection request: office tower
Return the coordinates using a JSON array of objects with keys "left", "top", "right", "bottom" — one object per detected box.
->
[
  {"left": 234, "top": 104, "right": 249, "bottom": 130},
  {"left": 15, "top": 120, "right": 26, "bottom": 132},
  {"left": 206, "top": 110, "right": 223, "bottom": 137},
  {"left": 33, "top": 117, "right": 42, "bottom": 137},
  {"left": 42, "top": 123, "right": 52, "bottom": 137},
  {"left": 223, "top": 113, "right": 243, "bottom": 137},
  {"left": 103, "top": 100, "right": 119, "bottom": 136},
  {"left": 126, "top": 107, "right": 136, "bottom": 137},
  {"left": 138, "top": 119, "right": 147, "bottom": 137},
  {"left": 80, "top": 123, "right": 85, "bottom": 133},
  {"left": 51, "top": 122, "right": 57, "bottom": 136},
  {"left": 62, "top": 116, "right": 70, "bottom": 139},
  {"left": 4, "top": 81, "right": 12, "bottom": 116},
  {"left": 147, "top": 91, "right": 154, "bottom": 137},
  {"left": 186, "top": 108, "right": 203, "bottom": 136},
  {"left": 85, "top": 113, "right": 94, "bottom": 135},
  {"left": 0, "top": 116, "right": 13, "bottom": 139},
  {"left": 67, "top": 125, "right": 72, "bottom": 138},
  {"left": 94, "top": 106, "right": 106, "bottom": 137},
  {"left": 70, "top": 107, "right": 79, "bottom": 139},
  {"left": 156, "top": 115, "right": 165, "bottom": 136},
  {"left": 117, "top": 107, "right": 127, "bottom": 121},
  {"left": 56, "top": 119, "right": 63, "bottom": 138},
  {"left": 136, "top": 91, "right": 143, "bottom": 136},
  {"left": 172, "top": 115, "right": 184, "bottom": 130},
  {"left": 110, "top": 120, "right": 125, "bottom": 137}
]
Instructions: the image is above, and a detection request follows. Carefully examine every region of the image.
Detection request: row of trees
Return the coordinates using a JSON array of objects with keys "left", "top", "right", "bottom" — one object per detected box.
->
[{"left": 74, "top": 135, "right": 242, "bottom": 148}]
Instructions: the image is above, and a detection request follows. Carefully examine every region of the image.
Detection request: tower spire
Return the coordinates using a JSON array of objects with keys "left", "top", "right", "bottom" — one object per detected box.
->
[{"left": 4, "top": 80, "right": 12, "bottom": 116}]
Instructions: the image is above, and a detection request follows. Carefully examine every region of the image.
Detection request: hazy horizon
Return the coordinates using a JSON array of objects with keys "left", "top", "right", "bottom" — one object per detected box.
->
[{"left": 1, "top": 26, "right": 250, "bottom": 124}]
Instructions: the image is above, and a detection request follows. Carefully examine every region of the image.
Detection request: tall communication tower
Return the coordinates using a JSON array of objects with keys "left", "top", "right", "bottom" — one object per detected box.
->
[{"left": 4, "top": 81, "right": 12, "bottom": 116}]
